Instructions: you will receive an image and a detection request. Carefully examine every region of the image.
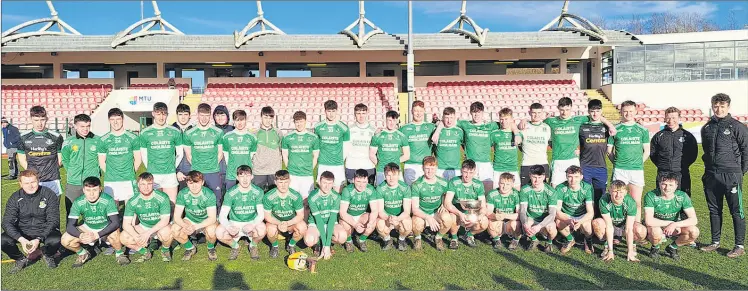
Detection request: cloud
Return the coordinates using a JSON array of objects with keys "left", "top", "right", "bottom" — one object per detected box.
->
[{"left": 1, "top": 14, "right": 38, "bottom": 23}]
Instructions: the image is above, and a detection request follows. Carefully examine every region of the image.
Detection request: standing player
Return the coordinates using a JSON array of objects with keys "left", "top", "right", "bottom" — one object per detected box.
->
[
  {"left": 370, "top": 111, "right": 410, "bottom": 185},
  {"left": 345, "top": 104, "right": 377, "bottom": 185},
  {"left": 699, "top": 93, "right": 747, "bottom": 258},
  {"left": 17, "top": 106, "right": 64, "bottom": 196},
  {"left": 339, "top": 169, "right": 380, "bottom": 252},
  {"left": 486, "top": 173, "right": 521, "bottom": 250},
  {"left": 608, "top": 100, "right": 650, "bottom": 222},
  {"left": 579, "top": 100, "right": 611, "bottom": 213},
  {"left": 222, "top": 110, "right": 258, "bottom": 191},
  {"left": 2, "top": 118, "right": 20, "bottom": 180},
  {"left": 491, "top": 108, "right": 521, "bottom": 190},
  {"left": 519, "top": 165, "right": 558, "bottom": 253},
  {"left": 430, "top": 107, "right": 464, "bottom": 180},
  {"left": 263, "top": 170, "right": 307, "bottom": 258},
  {"left": 410, "top": 156, "right": 452, "bottom": 251},
  {"left": 593, "top": 180, "right": 646, "bottom": 262},
  {"left": 99, "top": 108, "right": 141, "bottom": 206},
  {"left": 171, "top": 171, "right": 218, "bottom": 261},
  {"left": 120, "top": 173, "right": 173, "bottom": 263},
  {"left": 61, "top": 177, "right": 126, "bottom": 267},
  {"left": 213, "top": 105, "right": 234, "bottom": 195},
  {"left": 650, "top": 107, "right": 698, "bottom": 195},
  {"left": 61, "top": 114, "right": 101, "bottom": 218},
  {"left": 519, "top": 103, "right": 551, "bottom": 186},
  {"left": 252, "top": 106, "right": 283, "bottom": 191},
  {"left": 304, "top": 171, "right": 345, "bottom": 259},
  {"left": 173, "top": 104, "right": 193, "bottom": 191},
  {"left": 458, "top": 102, "right": 500, "bottom": 191},
  {"left": 554, "top": 166, "right": 595, "bottom": 254},
  {"left": 443, "top": 160, "right": 487, "bottom": 249},
  {"left": 216, "top": 165, "right": 265, "bottom": 260},
  {"left": 282, "top": 111, "right": 320, "bottom": 199},
  {"left": 400, "top": 101, "right": 435, "bottom": 185},
  {"left": 643, "top": 174, "right": 700, "bottom": 260},
  {"left": 183, "top": 103, "right": 225, "bottom": 208},
  {"left": 314, "top": 100, "right": 350, "bottom": 192},
  {"left": 139, "top": 102, "right": 184, "bottom": 203},
  {"left": 375, "top": 163, "right": 412, "bottom": 251}
]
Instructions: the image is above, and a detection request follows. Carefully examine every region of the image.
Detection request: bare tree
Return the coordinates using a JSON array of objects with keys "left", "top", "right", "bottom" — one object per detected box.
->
[
  {"left": 592, "top": 11, "right": 719, "bottom": 34},
  {"left": 590, "top": 16, "right": 608, "bottom": 30},
  {"left": 726, "top": 9, "right": 738, "bottom": 30}
]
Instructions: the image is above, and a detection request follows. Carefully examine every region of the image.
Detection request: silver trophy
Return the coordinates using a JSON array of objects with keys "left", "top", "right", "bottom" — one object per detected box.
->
[{"left": 459, "top": 200, "right": 481, "bottom": 224}]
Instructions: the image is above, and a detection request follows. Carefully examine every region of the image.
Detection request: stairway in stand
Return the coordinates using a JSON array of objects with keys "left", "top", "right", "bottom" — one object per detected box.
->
[{"left": 585, "top": 89, "right": 620, "bottom": 123}]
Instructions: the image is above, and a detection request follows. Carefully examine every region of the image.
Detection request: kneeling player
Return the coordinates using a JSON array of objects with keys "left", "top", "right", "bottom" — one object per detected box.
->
[
  {"left": 644, "top": 173, "right": 699, "bottom": 260},
  {"left": 486, "top": 173, "right": 521, "bottom": 250},
  {"left": 519, "top": 165, "right": 559, "bottom": 253},
  {"left": 555, "top": 166, "right": 595, "bottom": 254},
  {"left": 216, "top": 165, "right": 266, "bottom": 260},
  {"left": 264, "top": 170, "right": 307, "bottom": 258},
  {"left": 61, "top": 177, "right": 127, "bottom": 267},
  {"left": 305, "top": 171, "right": 346, "bottom": 259},
  {"left": 411, "top": 157, "right": 452, "bottom": 251},
  {"left": 171, "top": 171, "right": 218, "bottom": 261},
  {"left": 593, "top": 180, "right": 647, "bottom": 262},
  {"left": 120, "top": 173, "right": 174, "bottom": 263},
  {"left": 376, "top": 163, "right": 413, "bottom": 251},
  {"left": 339, "top": 169, "right": 380, "bottom": 252},
  {"left": 444, "top": 160, "right": 488, "bottom": 249}
]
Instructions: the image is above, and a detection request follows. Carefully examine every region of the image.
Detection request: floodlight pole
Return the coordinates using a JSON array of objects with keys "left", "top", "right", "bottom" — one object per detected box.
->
[{"left": 407, "top": 0, "right": 414, "bottom": 122}]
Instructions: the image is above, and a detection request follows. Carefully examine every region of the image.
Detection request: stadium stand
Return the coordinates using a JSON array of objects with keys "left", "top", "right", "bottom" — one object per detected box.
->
[
  {"left": 613, "top": 103, "right": 710, "bottom": 123},
  {"left": 1, "top": 83, "right": 112, "bottom": 129}
]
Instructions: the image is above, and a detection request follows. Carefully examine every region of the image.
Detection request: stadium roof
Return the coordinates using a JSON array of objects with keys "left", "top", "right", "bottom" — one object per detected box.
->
[{"left": 1, "top": 30, "right": 641, "bottom": 53}]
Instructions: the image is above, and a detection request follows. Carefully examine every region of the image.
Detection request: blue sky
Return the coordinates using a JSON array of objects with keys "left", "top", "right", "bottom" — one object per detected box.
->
[{"left": 2, "top": 1, "right": 746, "bottom": 35}]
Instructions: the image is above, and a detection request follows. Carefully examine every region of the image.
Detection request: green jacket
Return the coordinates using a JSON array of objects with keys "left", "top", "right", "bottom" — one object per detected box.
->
[{"left": 61, "top": 132, "right": 101, "bottom": 186}]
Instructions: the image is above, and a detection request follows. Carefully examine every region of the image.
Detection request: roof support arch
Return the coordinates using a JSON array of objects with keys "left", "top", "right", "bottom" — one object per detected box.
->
[
  {"left": 234, "top": 1, "right": 285, "bottom": 48},
  {"left": 439, "top": 0, "right": 488, "bottom": 46},
  {"left": 111, "top": 1, "right": 183, "bottom": 48},
  {"left": 540, "top": 0, "right": 608, "bottom": 43},
  {"left": 340, "top": 1, "right": 384, "bottom": 48},
  {"left": 1, "top": 1, "right": 81, "bottom": 45}
]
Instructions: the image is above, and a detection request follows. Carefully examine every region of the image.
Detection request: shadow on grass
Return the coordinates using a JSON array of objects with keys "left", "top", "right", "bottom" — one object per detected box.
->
[
  {"left": 503, "top": 251, "right": 598, "bottom": 289},
  {"left": 549, "top": 253, "right": 665, "bottom": 289},
  {"left": 391, "top": 280, "right": 411, "bottom": 290},
  {"left": 212, "top": 265, "right": 250, "bottom": 290},
  {"left": 444, "top": 283, "right": 465, "bottom": 290},
  {"left": 641, "top": 261, "right": 748, "bottom": 290},
  {"left": 491, "top": 273, "right": 532, "bottom": 290},
  {"left": 290, "top": 282, "right": 311, "bottom": 290},
  {"left": 159, "top": 278, "right": 183, "bottom": 290}
]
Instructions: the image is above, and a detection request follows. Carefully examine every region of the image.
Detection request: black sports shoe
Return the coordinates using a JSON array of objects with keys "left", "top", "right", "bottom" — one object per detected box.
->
[
  {"left": 666, "top": 246, "right": 680, "bottom": 260},
  {"left": 72, "top": 251, "right": 90, "bottom": 268},
  {"left": 207, "top": 248, "right": 218, "bottom": 261},
  {"left": 357, "top": 237, "right": 368, "bottom": 252},
  {"left": 435, "top": 237, "right": 446, "bottom": 251},
  {"left": 527, "top": 240, "right": 540, "bottom": 251},
  {"left": 544, "top": 243, "right": 555, "bottom": 254},
  {"left": 248, "top": 245, "right": 260, "bottom": 260},
  {"left": 43, "top": 254, "right": 57, "bottom": 269},
  {"left": 396, "top": 239, "right": 407, "bottom": 251},
  {"left": 182, "top": 247, "right": 197, "bottom": 261},
  {"left": 649, "top": 247, "right": 660, "bottom": 259},
  {"left": 507, "top": 239, "right": 520, "bottom": 251},
  {"left": 313, "top": 244, "right": 322, "bottom": 257},
  {"left": 382, "top": 239, "right": 394, "bottom": 251},
  {"left": 560, "top": 239, "right": 575, "bottom": 255},
  {"left": 286, "top": 244, "right": 296, "bottom": 254},
  {"left": 116, "top": 255, "right": 131, "bottom": 266},
  {"left": 465, "top": 236, "right": 477, "bottom": 248},
  {"left": 344, "top": 241, "right": 355, "bottom": 253},
  {"left": 9, "top": 257, "right": 28, "bottom": 274},
  {"left": 269, "top": 246, "right": 279, "bottom": 258},
  {"left": 449, "top": 239, "right": 459, "bottom": 250},
  {"left": 414, "top": 238, "right": 423, "bottom": 251}
]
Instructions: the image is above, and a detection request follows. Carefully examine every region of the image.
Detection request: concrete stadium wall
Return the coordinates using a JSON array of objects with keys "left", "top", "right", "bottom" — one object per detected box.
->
[
  {"left": 606, "top": 80, "right": 748, "bottom": 115},
  {"left": 2, "top": 78, "right": 114, "bottom": 85},
  {"left": 413, "top": 74, "right": 576, "bottom": 87}
]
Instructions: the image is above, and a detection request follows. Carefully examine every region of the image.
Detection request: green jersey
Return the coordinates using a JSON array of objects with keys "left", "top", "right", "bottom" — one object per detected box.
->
[
  {"left": 643, "top": 189, "right": 693, "bottom": 222},
  {"left": 61, "top": 135, "right": 101, "bottom": 186},
  {"left": 544, "top": 116, "right": 589, "bottom": 161},
  {"left": 555, "top": 181, "right": 594, "bottom": 217},
  {"left": 458, "top": 120, "right": 499, "bottom": 163},
  {"left": 341, "top": 183, "right": 378, "bottom": 216},
  {"left": 435, "top": 127, "right": 464, "bottom": 170},
  {"left": 599, "top": 194, "right": 637, "bottom": 227},
  {"left": 307, "top": 189, "right": 341, "bottom": 226},
  {"left": 124, "top": 190, "right": 172, "bottom": 228},
  {"left": 221, "top": 131, "right": 258, "bottom": 180},
  {"left": 139, "top": 126, "right": 183, "bottom": 174},
  {"left": 490, "top": 129, "right": 519, "bottom": 172},
  {"left": 68, "top": 194, "right": 118, "bottom": 231},
  {"left": 376, "top": 181, "right": 411, "bottom": 216},
  {"left": 282, "top": 131, "right": 320, "bottom": 176},
  {"left": 446, "top": 176, "right": 485, "bottom": 212},
  {"left": 183, "top": 126, "right": 224, "bottom": 174},
  {"left": 315, "top": 121, "right": 350, "bottom": 166},
  {"left": 263, "top": 188, "right": 304, "bottom": 222},
  {"left": 486, "top": 189, "right": 520, "bottom": 214},
  {"left": 400, "top": 123, "right": 436, "bottom": 165},
  {"left": 99, "top": 131, "right": 139, "bottom": 182},
  {"left": 519, "top": 184, "right": 558, "bottom": 222},
  {"left": 176, "top": 186, "right": 217, "bottom": 224},
  {"left": 223, "top": 184, "right": 265, "bottom": 222},
  {"left": 608, "top": 123, "right": 650, "bottom": 170},
  {"left": 410, "top": 176, "right": 448, "bottom": 215},
  {"left": 370, "top": 130, "right": 409, "bottom": 172}
]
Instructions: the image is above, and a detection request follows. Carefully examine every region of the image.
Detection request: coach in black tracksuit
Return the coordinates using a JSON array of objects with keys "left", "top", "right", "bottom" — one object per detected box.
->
[
  {"left": 650, "top": 107, "right": 698, "bottom": 195},
  {"left": 699, "top": 93, "right": 748, "bottom": 258}
]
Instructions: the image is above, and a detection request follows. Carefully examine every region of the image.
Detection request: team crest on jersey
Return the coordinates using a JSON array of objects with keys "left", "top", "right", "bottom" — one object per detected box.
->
[
  {"left": 201, "top": 132, "right": 207, "bottom": 137},
  {"left": 90, "top": 145, "right": 97, "bottom": 151},
  {"left": 157, "top": 131, "right": 164, "bottom": 137},
  {"left": 39, "top": 200, "right": 47, "bottom": 209},
  {"left": 679, "top": 136, "right": 685, "bottom": 143},
  {"left": 388, "top": 134, "right": 393, "bottom": 140},
  {"left": 724, "top": 129, "right": 731, "bottom": 135},
  {"left": 91, "top": 205, "right": 97, "bottom": 212},
  {"left": 281, "top": 200, "right": 286, "bottom": 207},
  {"left": 45, "top": 139, "right": 54, "bottom": 145},
  {"left": 145, "top": 202, "right": 152, "bottom": 208},
  {"left": 242, "top": 196, "right": 247, "bottom": 202},
  {"left": 72, "top": 144, "right": 79, "bottom": 152},
  {"left": 192, "top": 199, "right": 198, "bottom": 206},
  {"left": 731, "top": 187, "right": 737, "bottom": 194},
  {"left": 238, "top": 136, "right": 244, "bottom": 143},
  {"left": 115, "top": 137, "right": 122, "bottom": 143}
]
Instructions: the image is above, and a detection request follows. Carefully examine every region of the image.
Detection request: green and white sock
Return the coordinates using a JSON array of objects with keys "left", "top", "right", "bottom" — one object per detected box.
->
[
  {"left": 231, "top": 241, "right": 239, "bottom": 249},
  {"left": 566, "top": 234, "right": 574, "bottom": 242},
  {"left": 160, "top": 246, "right": 169, "bottom": 253},
  {"left": 450, "top": 234, "right": 458, "bottom": 240},
  {"left": 138, "top": 247, "right": 148, "bottom": 254},
  {"left": 114, "top": 249, "right": 124, "bottom": 256},
  {"left": 183, "top": 241, "right": 194, "bottom": 250},
  {"left": 346, "top": 236, "right": 352, "bottom": 243},
  {"left": 288, "top": 239, "right": 297, "bottom": 247},
  {"left": 530, "top": 236, "right": 538, "bottom": 241},
  {"left": 77, "top": 248, "right": 87, "bottom": 255},
  {"left": 359, "top": 235, "right": 368, "bottom": 242},
  {"left": 493, "top": 236, "right": 501, "bottom": 242},
  {"left": 207, "top": 242, "right": 216, "bottom": 249},
  {"left": 668, "top": 241, "right": 678, "bottom": 249},
  {"left": 271, "top": 241, "right": 279, "bottom": 247}
]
